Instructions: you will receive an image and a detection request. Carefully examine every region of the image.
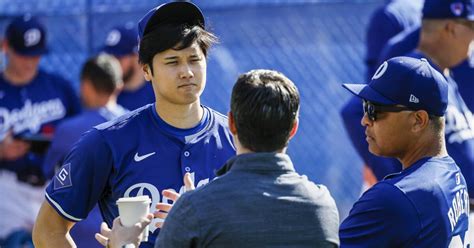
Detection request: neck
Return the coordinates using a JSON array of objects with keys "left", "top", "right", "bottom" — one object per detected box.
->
[
  {"left": 398, "top": 133, "right": 447, "bottom": 169},
  {"left": 154, "top": 100, "right": 203, "bottom": 129},
  {"left": 418, "top": 36, "right": 466, "bottom": 70},
  {"left": 3, "top": 66, "right": 37, "bottom": 85}
]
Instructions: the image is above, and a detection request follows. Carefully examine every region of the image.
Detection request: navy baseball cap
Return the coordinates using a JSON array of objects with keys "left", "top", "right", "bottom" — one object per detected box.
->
[
  {"left": 103, "top": 24, "right": 138, "bottom": 57},
  {"left": 423, "top": 0, "right": 474, "bottom": 20},
  {"left": 343, "top": 56, "right": 448, "bottom": 117},
  {"left": 137, "top": 1, "right": 205, "bottom": 40},
  {"left": 5, "top": 15, "right": 48, "bottom": 56}
]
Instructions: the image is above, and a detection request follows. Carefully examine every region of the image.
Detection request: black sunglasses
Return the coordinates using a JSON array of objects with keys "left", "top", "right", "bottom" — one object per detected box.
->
[{"left": 363, "top": 100, "right": 413, "bottom": 121}]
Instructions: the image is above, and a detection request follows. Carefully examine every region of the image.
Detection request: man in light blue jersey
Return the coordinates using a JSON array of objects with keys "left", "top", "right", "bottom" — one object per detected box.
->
[
  {"left": 340, "top": 56, "right": 470, "bottom": 247},
  {"left": 33, "top": 2, "right": 236, "bottom": 248},
  {"left": 102, "top": 24, "right": 155, "bottom": 111}
]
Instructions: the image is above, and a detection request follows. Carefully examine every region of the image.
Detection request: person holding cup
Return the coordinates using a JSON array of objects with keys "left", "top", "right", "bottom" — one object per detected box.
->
[{"left": 32, "top": 2, "right": 236, "bottom": 247}]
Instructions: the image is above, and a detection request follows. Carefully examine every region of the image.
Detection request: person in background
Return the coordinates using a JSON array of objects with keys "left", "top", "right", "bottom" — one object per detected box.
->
[
  {"left": 103, "top": 24, "right": 155, "bottom": 110},
  {"left": 364, "top": 0, "right": 423, "bottom": 79},
  {"left": 42, "top": 54, "right": 127, "bottom": 248},
  {"left": 0, "top": 15, "right": 81, "bottom": 247}
]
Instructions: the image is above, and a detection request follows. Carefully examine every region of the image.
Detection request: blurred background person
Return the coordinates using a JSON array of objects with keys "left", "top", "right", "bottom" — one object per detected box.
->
[
  {"left": 42, "top": 53, "right": 127, "bottom": 248},
  {"left": 0, "top": 15, "right": 81, "bottom": 247},
  {"left": 364, "top": 0, "right": 423, "bottom": 80},
  {"left": 103, "top": 24, "right": 155, "bottom": 111}
]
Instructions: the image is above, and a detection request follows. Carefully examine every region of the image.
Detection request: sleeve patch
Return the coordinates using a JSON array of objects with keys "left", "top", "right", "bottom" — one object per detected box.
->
[{"left": 54, "top": 163, "right": 72, "bottom": 190}]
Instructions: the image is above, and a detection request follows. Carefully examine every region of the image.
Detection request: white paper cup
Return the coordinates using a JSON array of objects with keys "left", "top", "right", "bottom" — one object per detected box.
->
[{"left": 116, "top": 195, "right": 151, "bottom": 243}]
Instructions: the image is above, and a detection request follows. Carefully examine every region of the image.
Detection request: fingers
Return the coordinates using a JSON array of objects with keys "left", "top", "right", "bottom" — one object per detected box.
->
[
  {"left": 94, "top": 233, "right": 108, "bottom": 246},
  {"left": 155, "top": 203, "right": 172, "bottom": 212},
  {"left": 100, "top": 222, "right": 111, "bottom": 237},
  {"left": 112, "top": 216, "right": 123, "bottom": 227},
  {"left": 162, "top": 189, "right": 180, "bottom": 202},
  {"left": 155, "top": 220, "right": 164, "bottom": 228},
  {"left": 184, "top": 172, "right": 195, "bottom": 191},
  {"left": 154, "top": 211, "right": 167, "bottom": 219}
]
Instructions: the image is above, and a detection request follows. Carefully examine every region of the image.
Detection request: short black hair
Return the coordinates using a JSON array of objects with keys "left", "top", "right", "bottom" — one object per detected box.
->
[
  {"left": 231, "top": 69, "right": 300, "bottom": 152},
  {"left": 80, "top": 54, "right": 122, "bottom": 95},
  {"left": 138, "top": 24, "right": 217, "bottom": 74}
]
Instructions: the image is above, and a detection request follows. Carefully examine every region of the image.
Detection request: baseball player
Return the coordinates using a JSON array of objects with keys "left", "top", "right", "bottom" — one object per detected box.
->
[
  {"left": 364, "top": 0, "right": 422, "bottom": 79},
  {"left": 33, "top": 2, "right": 236, "bottom": 248},
  {"left": 340, "top": 56, "right": 470, "bottom": 247},
  {"left": 0, "top": 15, "right": 81, "bottom": 246},
  {"left": 102, "top": 24, "right": 155, "bottom": 111},
  {"left": 340, "top": 0, "right": 474, "bottom": 191}
]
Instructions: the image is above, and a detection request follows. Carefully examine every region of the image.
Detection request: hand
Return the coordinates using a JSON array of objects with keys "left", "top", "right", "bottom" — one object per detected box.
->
[
  {"left": 154, "top": 172, "right": 195, "bottom": 228},
  {"left": 95, "top": 214, "right": 153, "bottom": 248},
  {"left": 0, "top": 132, "right": 31, "bottom": 161}
]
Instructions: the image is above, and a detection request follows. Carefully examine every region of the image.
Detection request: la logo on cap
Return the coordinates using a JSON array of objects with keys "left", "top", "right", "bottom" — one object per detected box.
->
[
  {"left": 372, "top": 61, "right": 388, "bottom": 80},
  {"left": 24, "top": 28, "right": 41, "bottom": 47}
]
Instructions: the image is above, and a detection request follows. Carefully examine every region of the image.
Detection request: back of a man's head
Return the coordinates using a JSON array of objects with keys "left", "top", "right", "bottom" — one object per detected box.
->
[
  {"left": 231, "top": 69, "right": 300, "bottom": 152},
  {"left": 81, "top": 54, "right": 122, "bottom": 95}
]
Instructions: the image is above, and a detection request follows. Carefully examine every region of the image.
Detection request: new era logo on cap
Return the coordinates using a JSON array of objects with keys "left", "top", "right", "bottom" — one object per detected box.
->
[
  {"left": 409, "top": 94, "right": 420, "bottom": 103},
  {"left": 342, "top": 56, "right": 449, "bottom": 117}
]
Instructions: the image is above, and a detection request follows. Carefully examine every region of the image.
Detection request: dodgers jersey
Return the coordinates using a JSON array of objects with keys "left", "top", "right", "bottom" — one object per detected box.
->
[
  {"left": 117, "top": 82, "right": 155, "bottom": 111},
  {"left": 340, "top": 53, "right": 474, "bottom": 195},
  {"left": 340, "top": 156, "right": 470, "bottom": 247},
  {"left": 0, "top": 70, "right": 81, "bottom": 185},
  {"left": 45, "top": 104, "right": 236, "bottom": 247}
]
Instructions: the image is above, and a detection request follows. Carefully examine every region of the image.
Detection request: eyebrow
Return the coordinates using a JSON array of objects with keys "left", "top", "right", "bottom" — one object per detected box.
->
[{"left": 164, "top": 56, "right": 179, "bottom": 61}]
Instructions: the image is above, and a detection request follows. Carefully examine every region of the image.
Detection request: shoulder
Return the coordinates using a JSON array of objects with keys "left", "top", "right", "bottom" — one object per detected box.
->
[
  {"left": 36, "top": 70, "right": 73, "bottom": 88},
  {"left": 355, "top": 182, "right": 418, "bottom": 217},
  {"left": 94, "top": 104, "right": 152, "bottom": 132},
  {"left": 204, "top": 106, "right": 228, "bottom": 125}
]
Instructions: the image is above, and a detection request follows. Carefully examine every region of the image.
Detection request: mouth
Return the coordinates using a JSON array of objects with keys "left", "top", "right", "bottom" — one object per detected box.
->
[
  {"left": 178, "top": 83, "right": 197, "bottom": 89},
  {"left": 365, "top": 131, "right": 374, "bottom": 142}
]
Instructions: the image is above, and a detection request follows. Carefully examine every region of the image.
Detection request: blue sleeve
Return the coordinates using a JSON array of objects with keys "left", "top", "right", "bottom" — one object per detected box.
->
[
  {"left": 45, "top": 128, "right": 113, "bottom": 222},
  {"left": 339, "top": 182, "right": 420, "bottom": 247},
  {"left": 340, "top": 96, "right": 401, "bottom": 180},
  {"left": 156, "top": 192, "right": 199, "bottom": 248},
  {"left": 365, "top": 7, "right": 403, "bottom": 79}
]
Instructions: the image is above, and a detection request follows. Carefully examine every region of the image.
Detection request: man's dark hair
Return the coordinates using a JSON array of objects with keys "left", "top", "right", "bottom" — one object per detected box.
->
[
  {"left": 138, "top": 24, "right": 217, "bottom": 74},
  {"left": 81, "top": 54, "right": 122, "bottom": 95},
  {"left": 231, "top": 69, "right": 300, "bottom": 152}
]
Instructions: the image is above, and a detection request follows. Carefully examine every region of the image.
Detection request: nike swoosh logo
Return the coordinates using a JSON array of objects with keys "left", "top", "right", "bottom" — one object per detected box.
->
[{"left": 134, "top": 152, "right": 156, "bottom": 162}]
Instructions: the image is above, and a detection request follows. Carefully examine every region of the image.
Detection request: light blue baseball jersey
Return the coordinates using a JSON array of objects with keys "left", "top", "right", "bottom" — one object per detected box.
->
[
  {"left": 45, "top": 104, "right": 236, "bottom": 247},
  {"left": 340, "top": 156, "right": 470, "bottom": 247}
]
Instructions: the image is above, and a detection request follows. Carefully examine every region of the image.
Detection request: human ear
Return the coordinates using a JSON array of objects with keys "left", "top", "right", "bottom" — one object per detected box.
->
[
  {"left": 142, "top": 64, "right": 152, "bottom": 81},
  {"left": 412, "top": 111, "right": 430, "bottom": 132}
]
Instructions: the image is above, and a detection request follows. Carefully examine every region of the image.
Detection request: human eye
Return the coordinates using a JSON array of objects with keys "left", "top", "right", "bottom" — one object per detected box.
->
[{"left": 165, "top": 60, "right": 178, "bottom": 65}]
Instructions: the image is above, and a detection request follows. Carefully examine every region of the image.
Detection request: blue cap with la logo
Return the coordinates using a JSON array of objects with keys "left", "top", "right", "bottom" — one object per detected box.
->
[
  {"left": 342, "top": 56, "right": 449, "bottom": 116},
  {"left": 5, "top": 15, "right": 48, "bottom": 56}
]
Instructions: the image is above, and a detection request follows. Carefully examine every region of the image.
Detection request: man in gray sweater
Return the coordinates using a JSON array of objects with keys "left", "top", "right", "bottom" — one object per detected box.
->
[{"left": 97, "top": 69, "right": 340, "bottom": 248}]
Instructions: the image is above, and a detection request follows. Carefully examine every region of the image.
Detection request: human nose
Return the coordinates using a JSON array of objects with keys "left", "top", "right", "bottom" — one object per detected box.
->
[
  {"left": 361, "top": 112, "right": 372, "bottom": 127},
  {"left": 179, "top": 63, "right": 194, "bottom": 79}
]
